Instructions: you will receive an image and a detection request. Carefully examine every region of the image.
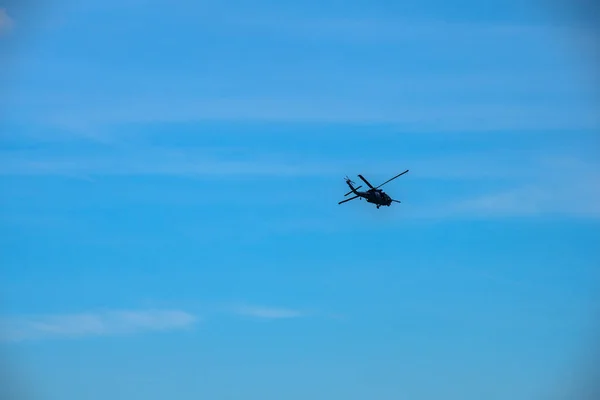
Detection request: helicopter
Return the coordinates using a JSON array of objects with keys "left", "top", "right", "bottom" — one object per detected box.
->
[{"left": 338, "top": 170, "right": 409, "bottom": 208}]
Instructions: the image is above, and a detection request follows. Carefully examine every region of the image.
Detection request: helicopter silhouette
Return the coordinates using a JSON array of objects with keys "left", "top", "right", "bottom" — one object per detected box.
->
[{"left": 338, "top": 170, "right": 409, "bottom": 208}]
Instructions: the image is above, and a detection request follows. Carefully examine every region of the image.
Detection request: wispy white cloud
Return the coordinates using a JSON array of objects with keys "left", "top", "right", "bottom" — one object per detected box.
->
[
  {"left": 0, "top": 303, "right": 322, "bottom": 342},
  {"left": 447, "top": 183, "right": 600, "bottom": 218},
  {"left": 0, "top": 309, "right": 198, "bottom": 342},
  {"left": 0, "top": 8, "right": 14, "bottom": 34},
  {"left": 412, "top": 156, "right": 600, "bottom": 219}
]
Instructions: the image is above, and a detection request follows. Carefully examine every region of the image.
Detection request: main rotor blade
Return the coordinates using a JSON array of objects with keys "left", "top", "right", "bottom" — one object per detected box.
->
[
  {"left": 376, "top": 169, "right": 409, "bottom": 189},
  {"left": 391, "top": 199, "right": 401, "bottom": 203},
  {"left": 338, "top": 195, "right": 359, "bottom": 204},
  {"left": 344, "top": 185, "right": 362, "bottom": 196},
  {"left": 357, "top": 174, "right": 375, "bottom": 189}
]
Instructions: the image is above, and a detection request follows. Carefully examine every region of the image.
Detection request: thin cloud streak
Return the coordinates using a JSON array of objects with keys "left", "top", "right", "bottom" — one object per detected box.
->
[
  {"left": 407, "top": 178, "right": 600, "bottom": 220},
  {"left": 1, "top": 146, "right": 596, "bottom": 179},
  {"left": 0, "top": 150, "right": 341, "bottom": 177},
  {"left": 30, "top": 99, "right": 600, "bottom": 132},
  {"left": 229, "top": 304, "right": 307, "bottom": 319},
  {"left": 446, "top": 183, "right": 600, "bottom": 218},
  {"left": 0, "top": 309, "right": 198, "bottom": 342},
  {"left": 217, "top": 12, "right": 596, "bottom": 43},
  {"left": 0, "top": 8, "right": 14, "bottom": 34},
  {"left": 4, "top": 9, "right": 598, "bottom": 131},
  {"left": 444, "top": 156, "right": 600, "bottom": 218},
  {"left": 0, "top": 304, "right": 318, "bottom": 342}
]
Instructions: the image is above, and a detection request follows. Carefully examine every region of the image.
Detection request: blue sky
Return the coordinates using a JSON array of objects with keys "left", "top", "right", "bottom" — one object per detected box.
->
[{"left": 1, "top": 0, "right": 599, "bottom": 399}]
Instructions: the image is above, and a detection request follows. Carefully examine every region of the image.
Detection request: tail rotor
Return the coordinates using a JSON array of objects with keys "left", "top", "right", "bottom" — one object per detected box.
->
[{"left": 343, "top": 176, "right": 362, "bottom": 196}]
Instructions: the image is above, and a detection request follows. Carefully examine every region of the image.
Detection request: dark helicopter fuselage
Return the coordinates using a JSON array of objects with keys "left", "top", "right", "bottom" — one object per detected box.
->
[{"left": 356, "top": 189, "right": 392, "bottom": 206}]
